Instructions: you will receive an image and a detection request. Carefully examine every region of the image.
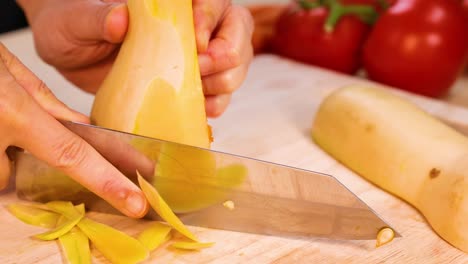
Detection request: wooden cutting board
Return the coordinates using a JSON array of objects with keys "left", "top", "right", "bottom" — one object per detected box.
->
[{"left": 1, "top": 32, "right": 468, "bottom": 263}]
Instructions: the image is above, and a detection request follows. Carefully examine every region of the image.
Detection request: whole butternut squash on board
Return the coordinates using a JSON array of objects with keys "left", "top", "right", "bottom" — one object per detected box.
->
[
  {"left": 91, "top": 0, "right": 211, "bottom": 148},
  {"left": 311, "top": 86, "right": 468, "bottom": 253}
]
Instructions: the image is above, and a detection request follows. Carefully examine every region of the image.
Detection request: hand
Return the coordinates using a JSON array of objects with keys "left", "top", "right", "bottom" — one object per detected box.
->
[
  {"left": 17, "top": 0, "right": 254, "bottom": 117},
  {"left": 194, "top": 0, "right": 254, "bottom": 117},
  {"left": 16, "top": 0, "right": 128, "bottom": 94},
  {"left": 0, "top": 43, "right": 148, "bottom": 218}
]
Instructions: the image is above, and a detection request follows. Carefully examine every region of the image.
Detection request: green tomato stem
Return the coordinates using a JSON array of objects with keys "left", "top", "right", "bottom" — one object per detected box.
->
[
  {"left": 376, "top": 0, "right": 390, "bottom": 10},
  {"left": 297, "top": 0, "right": 322, "bottom": 9},
  {"left": 341, "top": 5, "right": 379, "bottom": 24},
  {"left": 323, "top": 0, "right": 379, "bottom": 32}
]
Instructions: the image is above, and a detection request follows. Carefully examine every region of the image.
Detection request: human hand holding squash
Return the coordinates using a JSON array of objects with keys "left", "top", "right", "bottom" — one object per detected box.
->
[
  {"left": 193, "top": 0, "right": 254, "bottom": 117},
  {"left": 0, "top": 43, "right": 149, "bottom": 219},
  {"left": 17, "top": 0, "right": 254, "bottom": 117}
]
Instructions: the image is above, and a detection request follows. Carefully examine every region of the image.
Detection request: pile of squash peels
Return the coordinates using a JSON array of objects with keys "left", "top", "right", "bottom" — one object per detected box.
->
[{"left": 8, "top": 173, "right": 213, "bottom": 264}]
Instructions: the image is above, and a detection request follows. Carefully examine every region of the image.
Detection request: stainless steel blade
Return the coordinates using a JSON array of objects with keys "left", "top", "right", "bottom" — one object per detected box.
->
[{"left": 14, "top": 120, "right": 399, "bottom": 240}]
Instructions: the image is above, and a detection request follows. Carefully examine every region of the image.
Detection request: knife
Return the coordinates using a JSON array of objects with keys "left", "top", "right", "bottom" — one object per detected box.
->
[{"left": 14, "top": 120, "right": 399, "bottom": 241}]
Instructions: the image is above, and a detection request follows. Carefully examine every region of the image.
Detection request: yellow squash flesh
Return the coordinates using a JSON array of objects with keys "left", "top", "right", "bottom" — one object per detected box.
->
[
  {"left": 91, "top": 0, "right": 211, "bottom": 148},
  {"left": 311, "top": 86, "right": 468, "bottom": 253}
]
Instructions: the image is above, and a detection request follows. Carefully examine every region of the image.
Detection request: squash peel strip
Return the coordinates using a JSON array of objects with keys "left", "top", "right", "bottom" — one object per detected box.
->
[
  {"left": 34, "top": 213, "right": 83, "bottom": 241},
  {"left": 33, "top": 203, "right": 84, "bottom": 241},
  {"left": 56, "top": 215, "right": 92, "bottom": 264},
  {"left": 137, "top": 172, "right": 198, "bottom": 241},
  {"left": 7, "top": 203, "right": 60, "bottom": 228},
  {"left": 77, "top": 218, "right": 149, "bottom": 264},
  {"left": 45, "top": 201, "right": 83, "bottom": 220},
  {"left": 137, "top": 221, "right": 172, "bottom": 251},
  {"left": 58, "top": 228, "right": 91, "bottom": 264}
]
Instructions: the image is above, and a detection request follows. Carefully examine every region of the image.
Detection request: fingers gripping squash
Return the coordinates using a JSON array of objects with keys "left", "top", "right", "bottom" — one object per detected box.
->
[{"left": 90, "top": 0, "right": 225, "bottom": 213}]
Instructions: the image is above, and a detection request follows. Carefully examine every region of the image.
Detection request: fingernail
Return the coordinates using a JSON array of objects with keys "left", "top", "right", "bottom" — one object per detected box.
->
[
  {"left": 126, "top": 192, "right": 147, "bottom": 217},
  {"left": 197, "top": 30, "right": 210, "bottom": 52},
  {"left": 198, "top": 54, "right": 212, "bottom": 75},
  {"left": 105, "top": 4, "right": 128, "bottom": 43}
]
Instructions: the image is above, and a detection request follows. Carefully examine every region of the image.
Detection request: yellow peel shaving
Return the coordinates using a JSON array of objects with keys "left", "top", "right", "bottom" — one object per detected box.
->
[
  {"left": 74, "top": 204, "right": 85, "bottom": 215},
  {"left": 137, "top": 172, "right": 198, "bottom": 241},
  {"left": 171, "top": 241, "right": 215, "bottom": 250},
  {"left": 56, "top": 205, "right": 91, "bottom": 264},
  {"left": 32, "top": 201, "right": 85, "bottom": 240},
  {"left": 137, "top": 222, "right": 172, "bottom": 251},
  {"left": 77, "top": 218, "right": 149, "bottom": 264},
  {"left": 34, "top": 211, "right": 84, "bottom": 241},
  {"left": 376, "top": 227, "right": 395, "bottom": 248},
  {"left": 58, "top": 227, "right": 91, "bottom": 264},
  {"left": 7, "top": 203, "right": 60, "bottom": 228},
  {"left": 45, "top": 201, "right": 82, "bottom": 220}
]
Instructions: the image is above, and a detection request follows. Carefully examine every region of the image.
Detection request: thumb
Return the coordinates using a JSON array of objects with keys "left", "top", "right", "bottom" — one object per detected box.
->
[{"left": 65, "top": 1, "right": 129, "bottom": 43}]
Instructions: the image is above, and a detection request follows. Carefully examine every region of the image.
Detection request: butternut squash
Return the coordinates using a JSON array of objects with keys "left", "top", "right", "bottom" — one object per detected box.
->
[
  {"left": 16, "top": 0, "right": 246, "bottom": 216},
  {"left": 311, "top": 86, "right": 468, "bottom": 253},
  {"left": 89, "top": 0, "right": 252, "bottom": 214},
  {"left": 91, "top": 0, "right": 211, "bottom": 148}
]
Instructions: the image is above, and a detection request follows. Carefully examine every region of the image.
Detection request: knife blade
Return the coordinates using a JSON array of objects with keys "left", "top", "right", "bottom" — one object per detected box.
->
[{"left": 14, "top": 120, "right": 399, "bottom": 240}]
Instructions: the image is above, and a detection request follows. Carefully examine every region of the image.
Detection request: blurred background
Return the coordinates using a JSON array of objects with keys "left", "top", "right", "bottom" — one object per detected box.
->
[
  {"left": 0, "top": 0, "right": 286, "bottom": 34},
  {"left": 0, "top": 1, "right": 28, "bottom": 34},
  {"left": 1, "top": 0, "right": 466, "bottom": 103}
]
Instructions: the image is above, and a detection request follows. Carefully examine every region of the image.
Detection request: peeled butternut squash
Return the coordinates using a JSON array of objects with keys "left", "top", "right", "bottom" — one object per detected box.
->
[
  {"left": 89, "top": 0, "right": 250, "bottom": 214},
  {"left": 311, "top": 86, "right": 468, "bottom": 253},
  {"left": 91, "top": 0, "right": 211, "bottom": 148}
]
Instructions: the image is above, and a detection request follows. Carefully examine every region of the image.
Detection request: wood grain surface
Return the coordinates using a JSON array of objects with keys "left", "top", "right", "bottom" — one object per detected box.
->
[{"left": 0, "top": 29, "right": 468, "bottom": 263}]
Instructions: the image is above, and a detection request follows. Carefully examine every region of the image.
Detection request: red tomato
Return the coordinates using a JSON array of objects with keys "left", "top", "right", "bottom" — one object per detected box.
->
[
  {"left": 464, "top": 0, "right": 468, "bottom": 45},
  {"left": 270, "top": 2, "right": 373, "bottom": 74},
  {"left": 362, "top": 0, "right": 468, "bottom": 97},
  {"left": 248, "top": 5, "right": 288, "bottom": 54},
  {"left": 465, "top": 0, "right": 468, "bottom": 58},
  {"left": 343, "top": 0, "right": 397, "bottom": 12}
]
